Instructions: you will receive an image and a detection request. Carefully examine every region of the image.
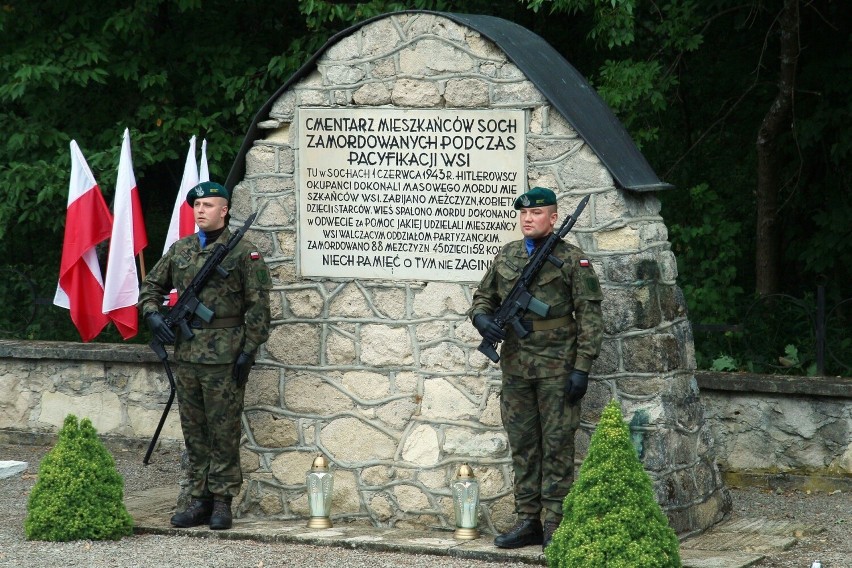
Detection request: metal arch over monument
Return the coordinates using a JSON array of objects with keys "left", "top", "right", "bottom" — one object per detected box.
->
[{"left": 226, "top": 10, "right": 730, "bottom": 537}]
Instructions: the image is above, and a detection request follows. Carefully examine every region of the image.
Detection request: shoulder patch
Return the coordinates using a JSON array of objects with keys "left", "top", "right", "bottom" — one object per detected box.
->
[{"left": 250, "top": 251, "right": 260, "bottom": 261}]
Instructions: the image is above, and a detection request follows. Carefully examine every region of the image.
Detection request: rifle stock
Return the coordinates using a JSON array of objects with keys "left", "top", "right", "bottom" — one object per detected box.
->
[{"left": 476, "top": 196, "right": 589, "bottom": 363}]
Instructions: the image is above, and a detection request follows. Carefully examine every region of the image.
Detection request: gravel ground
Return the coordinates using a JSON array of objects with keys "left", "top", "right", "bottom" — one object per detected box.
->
[{"left": 1, "top": 443, "right": 849, "bottom": 567}]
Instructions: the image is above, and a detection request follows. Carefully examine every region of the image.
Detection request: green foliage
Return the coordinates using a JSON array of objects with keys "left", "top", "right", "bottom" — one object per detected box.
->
[
  {"left": 546, "top": 400, "right": 681, "bottom": 567},
  {"left": 25, "top": 414, "right": 133, "bottom": 542},
  {"left": 710, "top": 354, "right": 738, "bottom": 372},
  {"left": 777, "top": 344, "right": 818, "bottom": 376},
  {"left": 669, "top": 184, "right": 745, "bottom": 323},
  {"left": 0, "top": 0, "right": 849, "bottom": 355}
]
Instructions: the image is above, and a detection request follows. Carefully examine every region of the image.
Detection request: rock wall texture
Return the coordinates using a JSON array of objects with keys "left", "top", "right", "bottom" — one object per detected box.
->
[{"left": 226, "top": 12, "right": 728, "bottom": 536}]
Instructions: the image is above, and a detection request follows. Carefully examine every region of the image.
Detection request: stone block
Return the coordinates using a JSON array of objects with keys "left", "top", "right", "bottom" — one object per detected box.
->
[
  {"left": 324, "top": 64, "right": 366, "bottom": 85},
  {"left": 257, "top": 196, "right": 293, "bottom": 228},
  {"left": 362, "top": 19, "right": 402, "bottom": 56},
  {"left": 245, "top": 411, "right": 298, "bottom": 448},
  {"left": 419, "top": 342, "right": 466, "bottom": 372},
  {"left": 370, "top": 286, "right": 407, "bottom": 319},
  {"left": 444, "top": 78, "right": 489, "bottom": 107},
  {"left": 527, "top": 138, "right": 582, "bottom": 163},
  {"left": 391, "top": 79, "right": 441, "bottom": 107},
  {"left": 399, "top": 40, "right": 473, "bottom": 74},
  {"left": 375, "top": 398, "right": 418, "bottom": 430},
  {"left": 328, "top": 284, "right": 373, "bottom": 318},
  {"left": 443, "top": 427, "right": 507, "bottom": 457},
  {"left": 341, "top": 371, "right": 390, "bottom": 400},
  {"left": 492, "top": 81, "right": 545, "bottom": 106},
  {"left": 267, "top": 324, "right": 320, "bottom": 365},
  {"left": 325, "top": 34, "right": 360, "bottom": 61},
  {"left": 39, "top": 390, "right": 122, "bottom": 434},
  {"left": 283, "top": 373, "right": 354, "bottom": 414},
  {"left": 269, "top": 90, "right": 296, "bottom": 120},
  {"left": 595, "top": 226, "right": 641, "bottom": 252},
  {"left": 286, "top": 288, "right": 324, "bottom": 318},
  {"left": 412, "top": 282, "right": 468, "bottom": 317},
  {"left": 401, "top": 424, "right": 440, "bottom": 466},
  {"left": 394, "top": 483, "right": 430, "bottom": 511},
  {"left": 623, "top": 333, "right": 681, "bottom": 372},
  {"left": 353, "top": 82, "right": 392, "bottom": 105},
  {"left": 360, "top": 325, "right": 413, "bottom": 366},
  {"left": 420, "top": 378, "right": 479, "bottom": 420},
  {"left": 322, "top": 417, "right": 397, "bottom": 462},
  {"left": 0, "top": 461, "right": 27, "bottom": 479},
  {"left": 245, "top": 145, "right": 275, "bottom": 176}
]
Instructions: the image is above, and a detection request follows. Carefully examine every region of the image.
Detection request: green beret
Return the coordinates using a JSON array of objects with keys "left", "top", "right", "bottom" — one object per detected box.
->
[
  {"left": 514, "top": 187, "right": 557, "bottom": 209},
  {"left": 187, "top": 181, "right": 230, "bottom": 205}
]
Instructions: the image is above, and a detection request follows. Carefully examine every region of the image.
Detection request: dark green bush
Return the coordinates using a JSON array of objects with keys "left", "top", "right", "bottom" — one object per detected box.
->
[
  {"left": 25, "top": 414, "right": 134, "bottom": 541},
  {"left": 546, "top": 400, "right": 681, "bottom": 567}
]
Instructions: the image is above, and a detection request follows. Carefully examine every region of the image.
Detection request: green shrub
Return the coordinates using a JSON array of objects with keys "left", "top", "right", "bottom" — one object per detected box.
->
[
  {"left": 546, "top": 400, "right": 681, "bottom": 567},
  {"left": 25, "top": 414, "right": 134, "bottom": 541}
]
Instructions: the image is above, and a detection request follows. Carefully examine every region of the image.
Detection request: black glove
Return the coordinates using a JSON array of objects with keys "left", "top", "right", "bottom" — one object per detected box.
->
[
  {"left": 565, "top": 369, "right": 589, "bottom": 406},
  {"left": 146, "top": 312, "right": 175, "bottom": 344},
  {"left": 473, "top": 314, "right": 506, "bottom": 344},
  {"left": 233, "top": 351, "right": 254, "bottom": 387}
]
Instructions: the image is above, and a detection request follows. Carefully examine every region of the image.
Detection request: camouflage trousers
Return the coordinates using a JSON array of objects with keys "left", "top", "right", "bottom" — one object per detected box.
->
[
  {"left": 500, "top": 374, "right": 581, "bottom": 523},
  {"left": 175, "top": 362, "right": 245, "bottom": 499}
]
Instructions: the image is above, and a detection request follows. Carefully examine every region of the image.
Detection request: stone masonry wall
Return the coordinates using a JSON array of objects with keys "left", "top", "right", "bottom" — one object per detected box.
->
[
  {"left": 227, "top": 12, "right": 728, "bottom": 536},
  {"left": 0, "top": 341, "right": 182, "bottom": 446},
  {"left": 2, "top": 342, "right": 847, "bottom": 488}
]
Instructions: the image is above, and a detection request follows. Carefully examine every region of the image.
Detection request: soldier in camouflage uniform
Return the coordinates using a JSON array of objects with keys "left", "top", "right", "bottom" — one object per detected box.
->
[
  {"left": 469, "top": 187, "right": 603, "bottom": 550},
  {"left": 138, "top": 181, "right": 271, "bottom": 531}
]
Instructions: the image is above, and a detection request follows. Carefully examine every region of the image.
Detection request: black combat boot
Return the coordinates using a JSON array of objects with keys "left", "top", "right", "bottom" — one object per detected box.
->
[
  {"left": 209, "top": 497, "right": 233, "bottom": 530},
  {"left": 170, "top": 498, "right": 213, "bottom": 528},
  {"left": 543, "top": 520, "right": 560, "bottom": 550},
  {"left": 494, "top": 518, "right": 543, "bottom": 548}
]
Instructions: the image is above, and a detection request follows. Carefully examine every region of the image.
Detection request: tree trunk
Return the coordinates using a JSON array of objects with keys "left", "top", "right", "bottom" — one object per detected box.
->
[{"left": 755, "top": 0, "right": 799, "bottom": 295}]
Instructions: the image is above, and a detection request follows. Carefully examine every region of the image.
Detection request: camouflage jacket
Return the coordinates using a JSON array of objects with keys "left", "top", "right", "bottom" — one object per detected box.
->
[
  {"left": 469, "top": 238, "right": 603, "bottom": 378},
  {"left": 138, "top": 228, "right": 272, "bottom": 364}
]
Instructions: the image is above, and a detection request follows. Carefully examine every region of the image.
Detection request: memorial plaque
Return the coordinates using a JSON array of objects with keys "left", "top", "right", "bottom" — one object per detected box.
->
[{"left": 298, "top": 108, "right": 526, "bottom": 281}]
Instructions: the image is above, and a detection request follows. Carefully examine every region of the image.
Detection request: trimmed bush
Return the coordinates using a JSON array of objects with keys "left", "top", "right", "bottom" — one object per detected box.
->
[
  {"left": 25, "top": 414, "right": 134, "bottom": 541},
  {"left": 546, "top": 400, "right": 681, "bottom": 567}
]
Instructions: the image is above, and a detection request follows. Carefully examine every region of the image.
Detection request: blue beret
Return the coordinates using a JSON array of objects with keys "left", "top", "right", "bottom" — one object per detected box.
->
[
  {"left": 514, "top": 187, "right": 557, "bottom": 209},
  {"left": 187, "top": 181, "right": 230, "bottom": 205}
]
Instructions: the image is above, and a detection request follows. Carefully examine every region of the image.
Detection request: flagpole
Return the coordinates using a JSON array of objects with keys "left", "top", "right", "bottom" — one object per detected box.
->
[{"left": 138, "top": 253, "right": 147, "bottom": 280}]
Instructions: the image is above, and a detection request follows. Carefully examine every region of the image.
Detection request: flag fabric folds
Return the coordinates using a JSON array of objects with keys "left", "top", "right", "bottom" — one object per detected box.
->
[
  {"left": 199, "top": 138, "right": 210, "bottom": 183},
  {"left": 53, "top": 141, "right": 114, "bottom": 342},
  {"left": 162, "top": 136, "right": 200, "bottom": 305},
  {"left": 103, "top": 129, "right": 147, "bottom": 339}
]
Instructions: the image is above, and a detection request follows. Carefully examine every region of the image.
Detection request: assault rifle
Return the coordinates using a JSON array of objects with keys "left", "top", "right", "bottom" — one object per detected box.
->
[
  {"left": 477, "top": 196, "right": 589, "bottom": 363},
  {"left": 143, "top": 213, "right": 257, "bottom": 464}
]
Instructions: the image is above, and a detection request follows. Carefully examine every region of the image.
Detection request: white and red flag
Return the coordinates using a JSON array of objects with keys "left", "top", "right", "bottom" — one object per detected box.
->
[
  {"left": 163, "top": 135, "right": 199, "bottom": 255},
  {"left": 162, "top": 136, "right": 199, "bottom": 305},
  {"left": 199, "top": 138, "right": 209, "bottom": 183},
  {"left": 53, "top": 141, "right": 114, "bottom": 342},
  {"left": 103, "top": 129, "right": 148, "bottom": 339}
]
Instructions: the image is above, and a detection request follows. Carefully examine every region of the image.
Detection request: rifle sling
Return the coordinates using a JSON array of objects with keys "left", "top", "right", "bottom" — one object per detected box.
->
[
  {"left": 521, "top": 315, "right": 571, "bottom": 332},
  {"left": 190, "top": 316, "right": 244, "bottom": 329}
]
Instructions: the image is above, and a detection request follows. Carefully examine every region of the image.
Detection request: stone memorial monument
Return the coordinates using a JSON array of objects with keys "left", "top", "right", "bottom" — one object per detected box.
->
[{"left": 225, "top": 10, "right": 730, "bottom": 536}]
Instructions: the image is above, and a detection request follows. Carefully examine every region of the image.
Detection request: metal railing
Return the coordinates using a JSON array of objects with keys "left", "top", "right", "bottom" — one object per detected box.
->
[{"left": 694, "top": 285, "right": 851, "bottom": 376}]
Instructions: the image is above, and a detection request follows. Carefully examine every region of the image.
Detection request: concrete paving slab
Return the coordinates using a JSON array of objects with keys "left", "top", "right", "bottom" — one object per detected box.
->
[
  {"left": 123, "top": 485, "right": 825, "bottom": 568},
  {"left": 721, "top": 517, "right": 825, "bottom": 537},
  {"left": 681, "top": 531, "right": 798, "bottom": 553},
  {"left": 680, "top": 549, "right": 765, "bottom": 568}
]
